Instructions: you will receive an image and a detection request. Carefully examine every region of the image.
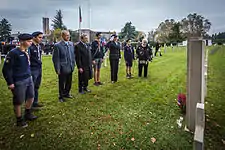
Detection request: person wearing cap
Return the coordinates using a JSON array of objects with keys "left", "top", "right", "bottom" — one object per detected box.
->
[
  {"left": 52, "top": 30, "right": 76, "bottom": 102},
  {"left": 124, "top": 39, "right": 135, "bottom": 78},
  {"left": 75, "top": 34, "right": 92, "bottom": 94},
  {"left": 91, "top": 32, "right": 104, "bottom": 86},
  {"left": 136, "top": 39, "right": 153, "bottom": 78},
  {"left": 28, "top": 31, "right": 44, "bottom": 109},
  {"left": 108, "top": 34, "right": 121, "bottom": 83},
  {"left": 2, "top": 33, "right": 38, "bottom": 128}
]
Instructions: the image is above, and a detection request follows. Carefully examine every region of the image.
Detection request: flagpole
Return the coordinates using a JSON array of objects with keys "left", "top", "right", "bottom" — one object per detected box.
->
[{"left": 79, "top": 6, "right": 81, "bottom": 41}]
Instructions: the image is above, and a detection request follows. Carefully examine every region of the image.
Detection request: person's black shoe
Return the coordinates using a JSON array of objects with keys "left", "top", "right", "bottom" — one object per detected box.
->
[
  {"left": 98, "top": 82, "right": 103, "bottom": 85},
  {"left": 32, "top": 103, "right": 44, "bottom": 110},
  {"left": 84, "top": 88, "right": 91, "bottom": 93},
  {"left": 93, "top": 82, "right": 99, "bottom": 86},
  {"left": 129, "top": 74, "right": 133, "bottom": 78},
  {"left": 64, "top": 95, "right": 73, "bottom": 99},
  {"left": 16, "top": 117, "right": 28, "bottom": 128},
  {"left": 33, "top": 103, "right": 44, "bottom": 107},
  {"left": 59, "top": 98, "right": 66, "bottom": 102},
  {"left": 24, "top": 109, "right": 38, "bottom": 121}
]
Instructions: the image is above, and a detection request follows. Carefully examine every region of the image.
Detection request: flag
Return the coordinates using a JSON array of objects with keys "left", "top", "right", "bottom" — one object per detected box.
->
[{"left": 79, "top": 6, "right": 82, "bottom": 22}]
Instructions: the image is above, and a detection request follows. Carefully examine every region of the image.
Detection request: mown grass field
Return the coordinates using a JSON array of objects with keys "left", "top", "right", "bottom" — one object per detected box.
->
[
  {"left": 0, "top": 46, "right": 223, "bottom": 150},
  {"left": 205, "top": 46, "right": 225, "bottom": 150}
]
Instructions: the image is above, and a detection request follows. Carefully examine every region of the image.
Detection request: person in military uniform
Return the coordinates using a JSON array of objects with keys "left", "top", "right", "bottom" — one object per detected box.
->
[
  {"left": 52, "top": 30, "right": 76, "bottom": 102},
  {"left": 136, "top": 39, "right": 153, "bottom": 78},
  {"left": 75, "top": 34, "right": 92, "bottom": 94},
  {"left": 2, "top": 33, "right": 38, "bottom": 128},
  {"left": 91, "top": 32, "right": 104, "bottom": 86},
  {"left": 124, "top": 39, "right": 135, "bottom": 79},
  {"left": 28, "top": 31, "right": 44, "bottom": 109},
  {"left": 108, "top": 34, "right": 121, "bottom": 83}
]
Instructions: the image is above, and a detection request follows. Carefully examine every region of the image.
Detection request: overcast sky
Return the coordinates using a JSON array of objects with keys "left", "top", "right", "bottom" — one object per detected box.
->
[{"left": 0, "top": 0, "right": 225, "bottom": 35}]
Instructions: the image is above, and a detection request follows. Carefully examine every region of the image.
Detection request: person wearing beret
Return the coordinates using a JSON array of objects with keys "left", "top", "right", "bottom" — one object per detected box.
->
[
  {"left": 108, "top": 34, "right": 121, "bottom": 83},
  {"left": 28, "top": 31, "right": 44, "bottom": 109},
  {"left": 2, "top": 33, "right": 38, "bottom": 128},
  {"left": 52, "top": 30, "right": 76, "bottom": 102}
]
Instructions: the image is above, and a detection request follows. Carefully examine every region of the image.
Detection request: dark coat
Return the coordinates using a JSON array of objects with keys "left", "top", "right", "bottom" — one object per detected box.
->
[
  {"left": 109, "top": 41, "right": 121, "bottom": 60},
  {"left": 124, "top": 45, "right": 135, "bottom": 62},
  {"left": 136, "top": 45, "right": 153, "bottom": 61},
  {"left": 75, "top": 41, "right": 93, "bottom": 79},
  {"left": 28, "top": 43, "right": 42, "bottom": 70},
  {"left": 91, "top": 40, "right": 104, "bottom": 60}
]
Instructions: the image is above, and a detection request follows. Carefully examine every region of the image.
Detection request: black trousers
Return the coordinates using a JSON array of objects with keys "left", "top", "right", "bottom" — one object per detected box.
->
[
  {"left": 58, "top": 72, "right": 72, "bottom": 99},
  {"left": 78, "top": 70, "right": 89, "bottom": 92},
  {"left": 138, "top": 63, "right": 148, "bottom": 77},
  {"left": 110, "top": 59, "right": 119, "bottom": 82},
  {"left": 155, "top": 49, "right": 162, "bottom": 56}
]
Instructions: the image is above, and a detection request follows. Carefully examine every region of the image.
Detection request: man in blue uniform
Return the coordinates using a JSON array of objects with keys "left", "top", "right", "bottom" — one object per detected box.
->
[
  {"left": 124, "top": 39, "right": 135, "bottom": 78},
  {"left": 29, "top": 31, "right": 44, "bottom": 109},
  {"left": 2, "top": 33, "right": 38, "bottom": 128}
]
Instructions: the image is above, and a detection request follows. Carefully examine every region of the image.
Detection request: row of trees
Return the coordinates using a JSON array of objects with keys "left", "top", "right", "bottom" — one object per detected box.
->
[
  {"left": 152, "top": 13, "right": 211, "bottom": 44},
  {"left": 212, "top": 32, "right": 225, "bottom": 45},
  {"left": 118, "top": 13, "right": 212, "bottom": 45}
]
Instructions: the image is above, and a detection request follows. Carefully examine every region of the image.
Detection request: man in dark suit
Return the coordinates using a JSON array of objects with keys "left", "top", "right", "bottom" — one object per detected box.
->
[
  {"left": 52, "top": 30, "right": 76, "bottom": 102},
  {"left": 75, "top": 34, "right": 92, "bottom": 94}
]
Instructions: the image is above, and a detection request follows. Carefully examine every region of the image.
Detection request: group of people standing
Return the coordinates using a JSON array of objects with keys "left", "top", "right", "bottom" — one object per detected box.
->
[{"left": 2, "top": 29, "right": 156, "bottom": 128}]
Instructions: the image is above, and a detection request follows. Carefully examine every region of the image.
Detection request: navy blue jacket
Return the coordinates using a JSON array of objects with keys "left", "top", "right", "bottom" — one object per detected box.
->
[
  {"left": 124, "top": 45, "right": 135, "bottom": 62},
  {"left": 91, "top": 40, "right": 104, "bottom": 60},
  {"left": 2, "top": 48, "right": 31, "bottom": 85},
  {"left": 28, "top": 43, "right": 42, "bottom": 70},
  {"left": 109, "top": 41, "right": 121, "bottom": 60}
]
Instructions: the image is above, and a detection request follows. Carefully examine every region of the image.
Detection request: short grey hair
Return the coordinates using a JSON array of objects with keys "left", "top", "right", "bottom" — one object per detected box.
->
[
  {"left": 61, "top": 30, "right": 70, "bottom": 36},
  {"left": 142, "top": 38, "right": 148, "bottom": 43}
]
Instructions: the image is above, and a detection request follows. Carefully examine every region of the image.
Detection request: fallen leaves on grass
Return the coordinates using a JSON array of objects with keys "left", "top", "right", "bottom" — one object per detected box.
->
[
  {"left": 151, "top": 137, "right": 156, "bottom": 143},
  {"left": 20, "top": 135, "right": 24, "bottom": 139}
]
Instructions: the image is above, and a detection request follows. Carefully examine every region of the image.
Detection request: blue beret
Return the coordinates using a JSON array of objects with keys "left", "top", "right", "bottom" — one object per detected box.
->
[
  {"left": 32, "top": 31, "right": 43, "bottom": 37},
  {"left": 18, "top": 33, "right": 33, "bottom": 41}
]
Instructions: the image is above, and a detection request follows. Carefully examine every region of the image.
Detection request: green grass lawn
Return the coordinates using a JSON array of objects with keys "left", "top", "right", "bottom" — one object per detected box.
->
[
  {"left": 0, "top": 46, "right": 212, "bottom": 150},
  {"left": 205, "top": 46, "right": 225, "bottom": 150}
]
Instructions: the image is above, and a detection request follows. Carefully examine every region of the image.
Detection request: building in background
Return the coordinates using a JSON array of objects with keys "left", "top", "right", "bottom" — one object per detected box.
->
[
  {"left": 42, "top": 17, "right": 50, "bottom": 35},
  {"left": 77, "top": 29, "right": 113, "bottom": 42}
]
